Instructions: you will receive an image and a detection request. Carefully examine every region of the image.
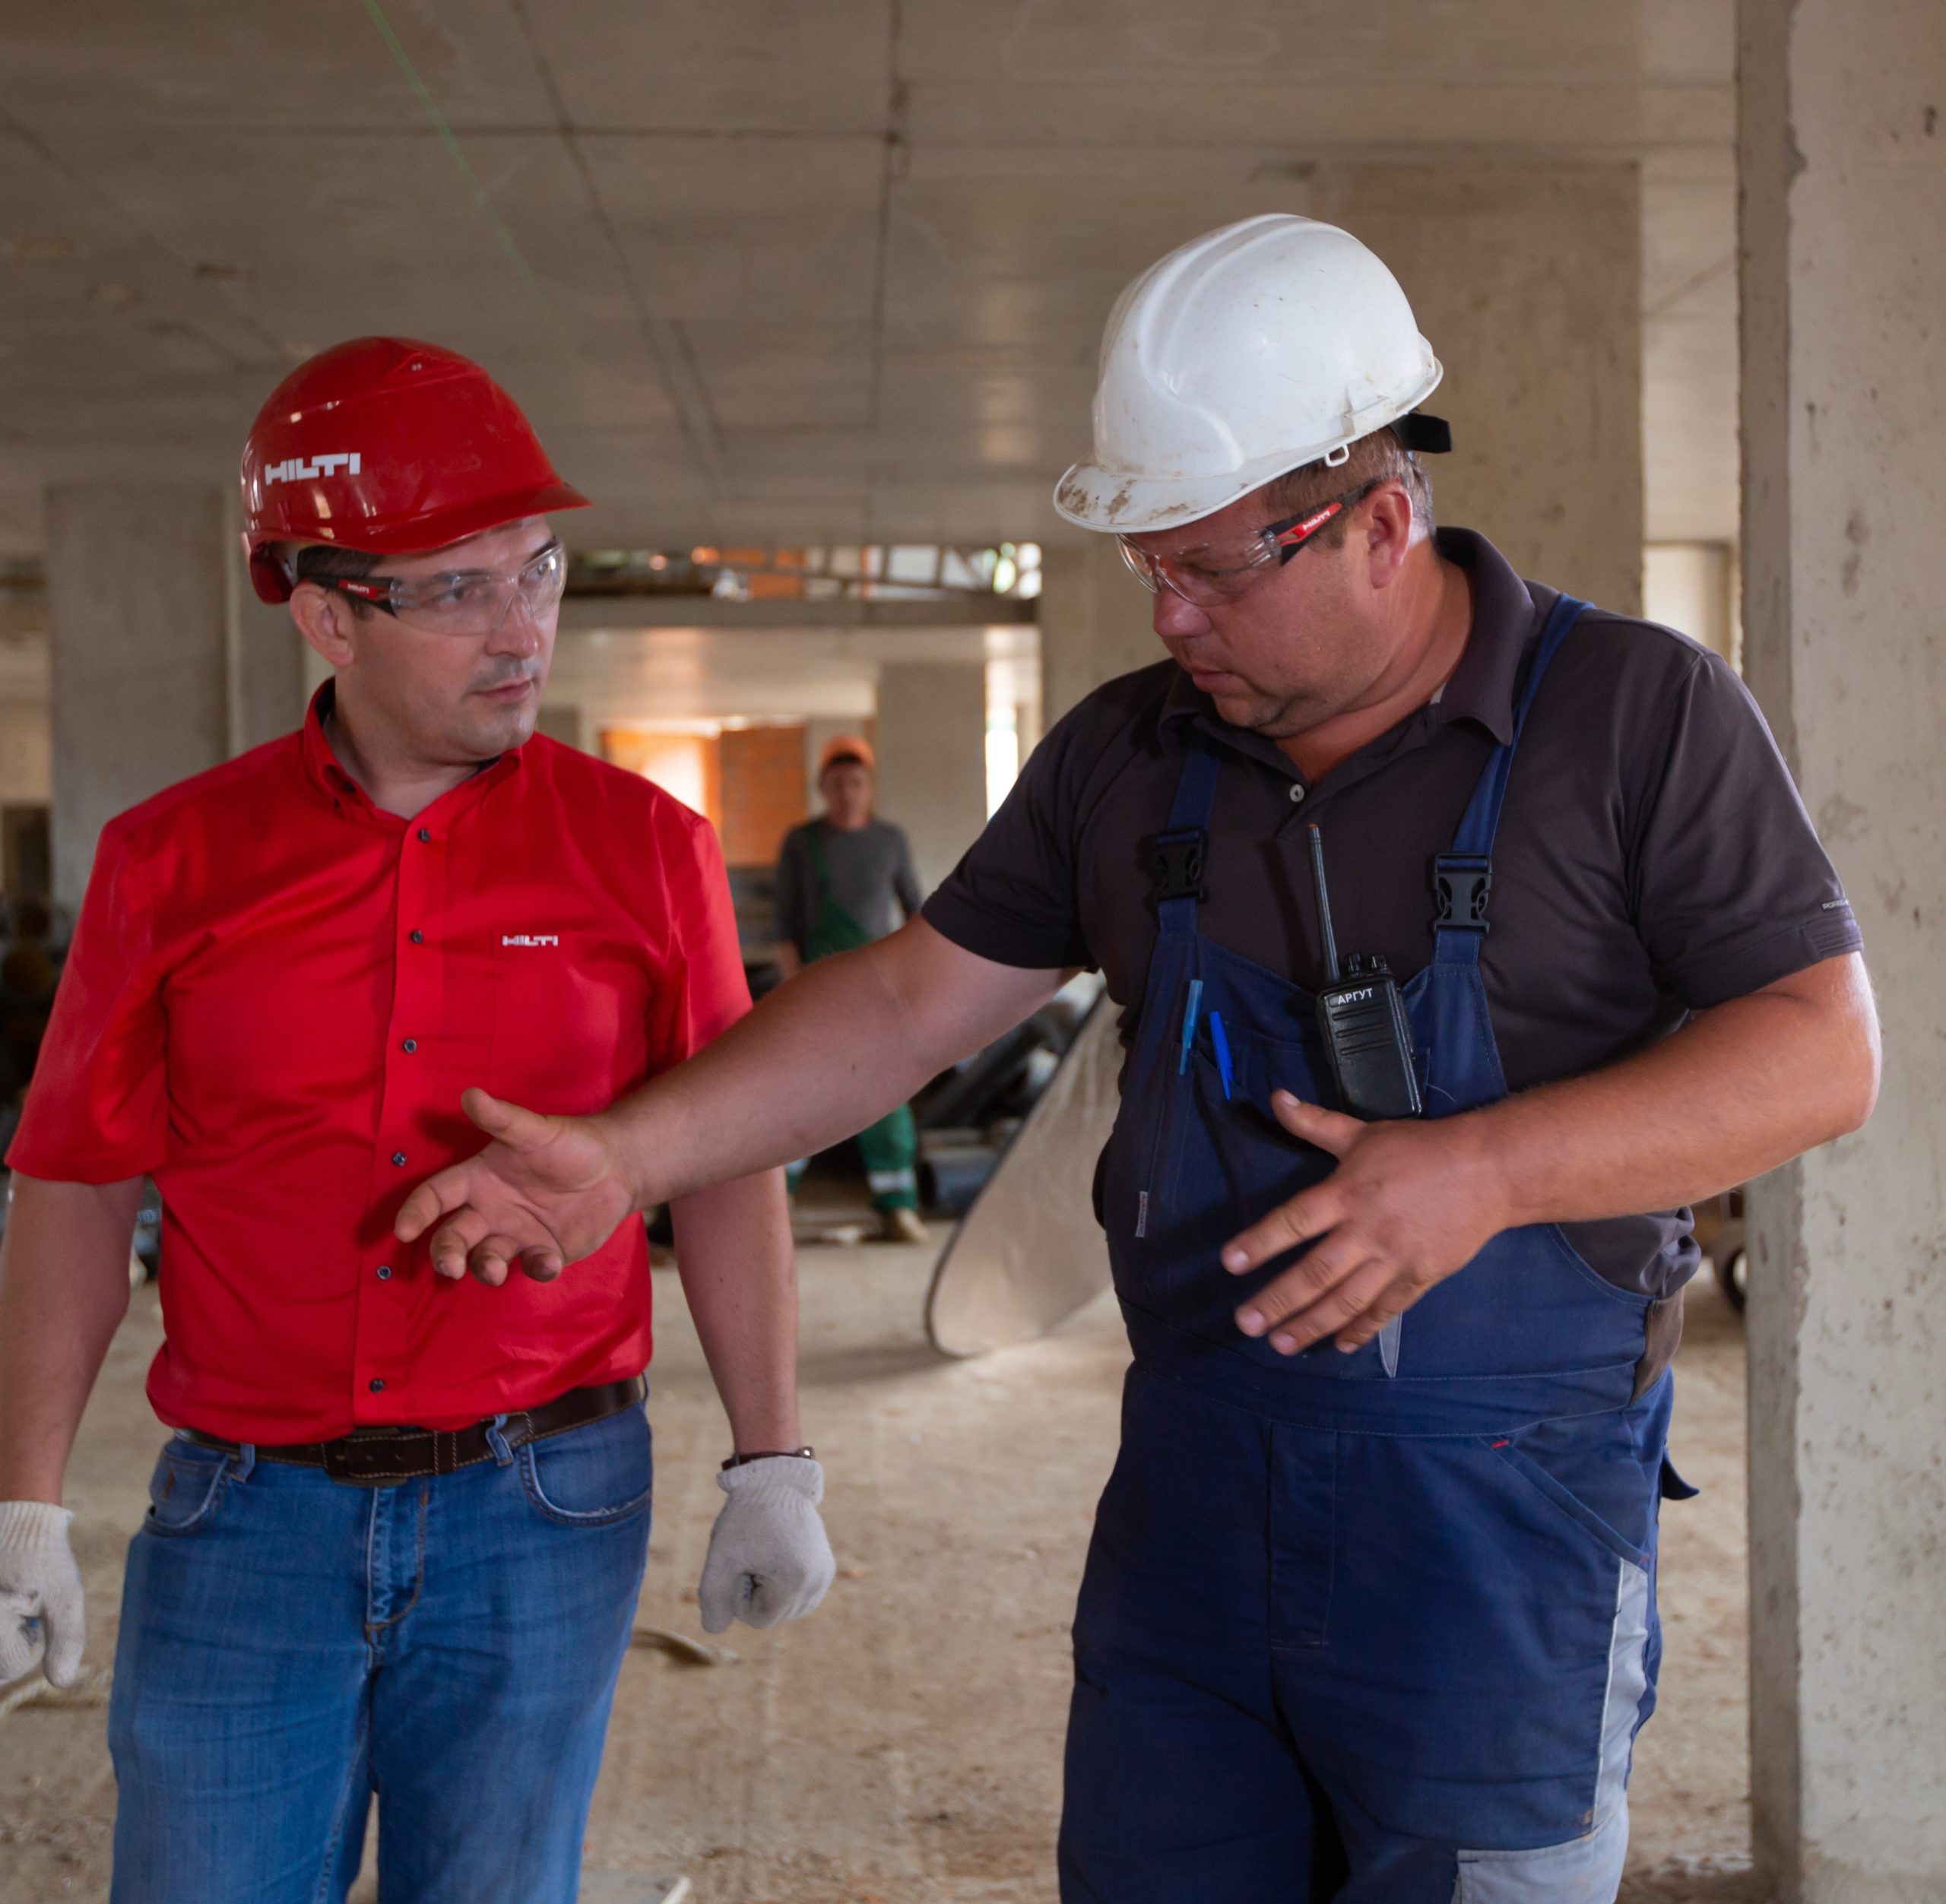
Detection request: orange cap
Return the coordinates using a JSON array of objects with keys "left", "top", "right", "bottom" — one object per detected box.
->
[{"left": 818, "top": 735, "right": 875, "bottom": 776}]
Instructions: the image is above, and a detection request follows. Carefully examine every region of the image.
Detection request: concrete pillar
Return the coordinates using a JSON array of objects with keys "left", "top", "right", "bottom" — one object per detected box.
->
[
  {"left": 223, "top": 500, "right": 308, "bottom": 756},
  {"left": 46, "top": 485, "right": 229, "bottom": 908},
  {"left": 1038, "top": 537, "right": 1160, "bottom": 728},
  {"left": 1738, "top": 6, "right": 1946, "bottom": 1899},
  {"left": 873, "top": 660, "right": 986, "bottom": 897},
  {"left": 1310, "top": 162, "right": 1644, "bottom": 615}
]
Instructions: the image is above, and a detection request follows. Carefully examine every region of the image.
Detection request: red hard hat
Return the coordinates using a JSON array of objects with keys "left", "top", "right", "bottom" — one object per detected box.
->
[{"left": 239, "top": 337, "right": 588, "bottom": 604}]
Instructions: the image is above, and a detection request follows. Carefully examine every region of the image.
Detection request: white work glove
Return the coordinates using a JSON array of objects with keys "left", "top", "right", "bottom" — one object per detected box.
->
[
  {"left": 0, "top": 1501, "right": 84, "bottom": 1688},
  {"left": 696, "top": 1456, "right": 835, "bottom": 1634}
]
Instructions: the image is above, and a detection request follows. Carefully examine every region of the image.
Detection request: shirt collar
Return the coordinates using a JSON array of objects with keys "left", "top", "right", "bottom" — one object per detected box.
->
[
  {"left": 300, "top": 680, "right": 525, "bottom": 823},
  {"left": 1157, "top": 525, "right": 1544, "bottom": 755},
  {"left": 1425, "top": 527, "right": 1543, "bottom": 747}
]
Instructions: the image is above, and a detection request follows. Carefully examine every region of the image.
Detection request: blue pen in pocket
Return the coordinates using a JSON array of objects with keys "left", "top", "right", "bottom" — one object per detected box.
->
[
  {"left": 1177, "top": 978, "right": 1203, "bottom": 1075},
  {"left": 1206, "top": 1009, "right": 1234, "bottom": 1101}
]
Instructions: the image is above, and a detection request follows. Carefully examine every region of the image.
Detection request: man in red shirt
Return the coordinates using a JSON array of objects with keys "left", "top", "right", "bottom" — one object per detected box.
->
[{"left": 0, "top": 338, "right": 833, "bottom": 1901}]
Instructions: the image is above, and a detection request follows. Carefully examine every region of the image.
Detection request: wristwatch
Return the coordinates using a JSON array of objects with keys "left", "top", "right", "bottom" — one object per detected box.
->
[{"left": 721, "top": 1446, "right": 815, "bottom": 1471}]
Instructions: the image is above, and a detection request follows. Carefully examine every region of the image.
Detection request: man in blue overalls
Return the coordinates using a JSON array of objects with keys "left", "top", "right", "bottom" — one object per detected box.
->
[{"left": 395, "top": 216, "right": 1881, "bottom": 1900}]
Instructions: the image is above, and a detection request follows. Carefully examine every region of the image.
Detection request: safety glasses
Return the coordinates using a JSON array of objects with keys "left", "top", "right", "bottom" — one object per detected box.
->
[
  {"left": 320, "top": 540, "right": 568, "bottom": 635},
  {"left": 1117, "top": 483, "right": 1377, "bottom": 607}
]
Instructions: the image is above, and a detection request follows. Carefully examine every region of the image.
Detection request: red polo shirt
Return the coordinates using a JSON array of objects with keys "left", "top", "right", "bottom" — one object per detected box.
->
[{"left": 8, "top": 690, "right": 751, "bottom": 1442}]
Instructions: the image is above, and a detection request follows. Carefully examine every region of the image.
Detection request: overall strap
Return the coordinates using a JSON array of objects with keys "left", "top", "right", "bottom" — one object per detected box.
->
[
  {"left": 1432, "top": 591, "right": 1588, "bottom": 962},
  {"left": 1153, "top": 742, "right": 1222, "bottom": 938}
]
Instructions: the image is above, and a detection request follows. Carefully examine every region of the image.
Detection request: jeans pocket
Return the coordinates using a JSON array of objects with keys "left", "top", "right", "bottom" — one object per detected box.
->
[
  {"left": 518, "top": 1406, "right": 653, "bottom": 1528},
  {"left": 144, "top": 1438, "right": 233, "bottom": 1538}
]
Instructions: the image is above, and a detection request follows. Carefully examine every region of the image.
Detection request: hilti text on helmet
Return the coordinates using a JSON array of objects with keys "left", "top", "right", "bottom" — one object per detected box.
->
[{"left": 264, "top": 452, "right": 363, "bottom": 486}]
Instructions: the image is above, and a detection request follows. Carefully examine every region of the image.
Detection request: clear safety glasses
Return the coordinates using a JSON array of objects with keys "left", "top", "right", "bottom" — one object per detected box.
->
[
  {"left": 322, "top": 540, "right": 568, "bottom": 635},
  {"left": 1117, "top": 483, "right": 1376, "bottom": 607}
]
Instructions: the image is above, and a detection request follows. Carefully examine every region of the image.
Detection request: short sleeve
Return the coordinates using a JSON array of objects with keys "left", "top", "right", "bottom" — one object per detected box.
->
[
  {"left": 1630, "top": 648, "right": 1862, "bottom": 1009},
  {"left": 7, "top": 825, "right": 170, "bottom": 1182},
  {"left": 648, "top": 807, "right": 753, "bottom": 1069},
  {"left": 922, "top": 708, "right": 1093, "bottom": 971}
]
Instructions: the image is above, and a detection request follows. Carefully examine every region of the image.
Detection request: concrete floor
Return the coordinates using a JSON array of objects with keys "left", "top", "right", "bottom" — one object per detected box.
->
[{"left": 0, "top": 1237, "right": 1763, "bottom": 1902}]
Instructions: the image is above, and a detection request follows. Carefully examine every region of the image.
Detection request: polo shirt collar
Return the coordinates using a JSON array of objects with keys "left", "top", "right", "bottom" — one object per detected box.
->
[
  {"left": 1428, "top": 527, "right": 1542, "bottom": 746},
  {"left": 1157, "top": 525, "right": 1544, "bottom": 756},
  {"left": 300, "top": 680, "right": 525, "bottom": 822}
]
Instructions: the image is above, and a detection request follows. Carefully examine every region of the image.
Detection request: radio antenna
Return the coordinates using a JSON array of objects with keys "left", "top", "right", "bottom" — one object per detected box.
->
[{"left": 1307, "top": 824, "right": 1341, "bottom": 984}]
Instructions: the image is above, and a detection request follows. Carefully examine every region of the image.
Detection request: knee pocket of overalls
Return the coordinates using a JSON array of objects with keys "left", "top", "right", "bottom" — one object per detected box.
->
[{"left": 1454, "top": 1800, "right": 1630, "bottom": 1903}]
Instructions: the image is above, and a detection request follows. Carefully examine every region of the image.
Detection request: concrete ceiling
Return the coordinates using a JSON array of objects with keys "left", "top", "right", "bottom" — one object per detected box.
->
[{"left": 0, "top": 1, "right": 1737, "bottom": 556}]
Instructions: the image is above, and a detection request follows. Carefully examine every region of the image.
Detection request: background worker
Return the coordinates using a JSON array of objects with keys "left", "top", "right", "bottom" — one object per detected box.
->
[
  {"left": 395, "top": 217, "right": 1879, "bottom": 1903},
  {"left": 0, "top": 338, "right": 832, "bottom": 1902},
  {"left": 772, "top": 736, "right": 927, "bottom": 1243}
]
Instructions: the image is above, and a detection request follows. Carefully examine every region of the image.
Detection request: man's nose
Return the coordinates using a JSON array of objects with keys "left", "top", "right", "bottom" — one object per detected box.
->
[
  {"left": 1152, "top": 585, "right": 1212, "bottom": 642},
  {"left": 486, "top": 594, "right": 549, "bottom": 658}
]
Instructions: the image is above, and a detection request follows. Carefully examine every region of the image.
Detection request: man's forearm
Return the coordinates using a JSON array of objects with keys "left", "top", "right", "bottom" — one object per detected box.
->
[
  {"left": 1475, "top": 955, "right": 1880, "bottom": 1230},
  {"left": 0, "top": 1176, "right": 146, "bottom": 1502},
  {"left": 668, "top": 1172, "right": 800, "bottom": 1456},
  {"left": 607, "top": 920, "right": 1062, "bottom": 1211}
]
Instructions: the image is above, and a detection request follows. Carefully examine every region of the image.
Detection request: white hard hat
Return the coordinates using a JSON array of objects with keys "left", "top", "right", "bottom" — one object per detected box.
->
[{"left": 1054, "top": 214, "right": 1446, "bottom": 535}]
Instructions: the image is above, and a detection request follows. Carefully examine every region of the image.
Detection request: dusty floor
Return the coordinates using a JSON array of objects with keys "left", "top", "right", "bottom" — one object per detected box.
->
[{"left": 0, "top": 1238, "right": 1762, "bottom": 1902}]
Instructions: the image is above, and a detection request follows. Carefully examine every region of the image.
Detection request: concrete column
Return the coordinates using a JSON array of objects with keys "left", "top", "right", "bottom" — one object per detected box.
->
[
  {"left": 46, "top": 484, "right": 229, "bottom": 908},
  {"left": 1038, "top": 537, "right": 1160, "bottom": 728},
  {"left": 223, "top": 496, "right": 309, "bottom": 756},
  {"left": 873, "top": 659, "right": 986, "bottom": 897},
  {"left": 1311, "top": 162, "right": 1644, "bottom": 615},
  {"left": 1738, "top": 6, "right": 1946, "bottom": 1899}
]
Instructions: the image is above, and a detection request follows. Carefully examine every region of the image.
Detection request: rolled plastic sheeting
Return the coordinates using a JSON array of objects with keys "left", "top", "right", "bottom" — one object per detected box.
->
[{"left": 924, "top": 996, "right": 1121, "bottom": 1357}]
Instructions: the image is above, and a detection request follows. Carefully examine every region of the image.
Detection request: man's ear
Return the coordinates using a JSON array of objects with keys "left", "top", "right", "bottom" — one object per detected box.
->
[
  {"left": 1362, "top": 481, "right": 1416, "bottom": 589},
  {"left": 289, "top": 582, "right": 357, "bottom": 673}
]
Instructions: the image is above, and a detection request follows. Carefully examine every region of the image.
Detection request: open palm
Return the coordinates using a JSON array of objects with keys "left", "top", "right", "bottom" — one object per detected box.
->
[{"left": 395, "top": 1088, "right": 638, "bottom": 1285}]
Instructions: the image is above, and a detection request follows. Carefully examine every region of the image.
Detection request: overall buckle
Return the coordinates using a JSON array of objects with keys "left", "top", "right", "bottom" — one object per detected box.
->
[
  {"left": 1434, "top": 854, "right": 1492, "bottom": 933},
  {"left": 1152, "top": 828, "right": 1209, "bottom": 905}
]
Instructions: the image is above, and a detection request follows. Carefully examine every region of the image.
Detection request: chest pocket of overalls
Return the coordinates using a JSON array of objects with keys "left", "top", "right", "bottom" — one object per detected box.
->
[
  {"left": 1139, "top": 1009, "right": 1338, "bottom": 1281},
  {"left": 1186, "top": 1016, "right": 1336, "bottom": 1215}
]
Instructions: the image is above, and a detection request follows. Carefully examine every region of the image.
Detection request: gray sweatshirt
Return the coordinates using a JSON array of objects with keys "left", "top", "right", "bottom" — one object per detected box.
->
[{"left": 773, "top": 818, "right": 923, "bottom": 956}]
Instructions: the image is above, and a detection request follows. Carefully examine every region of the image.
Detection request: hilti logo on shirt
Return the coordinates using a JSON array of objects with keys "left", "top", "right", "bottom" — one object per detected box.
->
[
  {"left": 264, "top": 451, "right": 362, "bottom": 486},
  {"left": 501, "top": 934, "right": 560, "bottom": 949}
]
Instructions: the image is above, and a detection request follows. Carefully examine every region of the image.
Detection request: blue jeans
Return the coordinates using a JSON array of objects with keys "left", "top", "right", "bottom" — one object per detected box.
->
[{"left": 107, "top": 1403, "right": 653, "bottom": 1902}]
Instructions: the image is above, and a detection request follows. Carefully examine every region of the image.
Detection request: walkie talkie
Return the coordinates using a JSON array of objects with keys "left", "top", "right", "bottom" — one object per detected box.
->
[{"left": 1307, "top": 825, "right": 1422, "bottom": 1120}]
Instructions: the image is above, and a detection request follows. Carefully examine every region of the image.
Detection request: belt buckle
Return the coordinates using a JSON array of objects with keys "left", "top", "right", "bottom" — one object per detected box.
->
[{"left": 324, "top": 1428, "right": 432, "bottom": 1487}]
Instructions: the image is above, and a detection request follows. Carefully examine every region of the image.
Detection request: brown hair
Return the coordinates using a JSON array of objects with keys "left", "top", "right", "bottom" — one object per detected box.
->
[{"left": 1264, "top": 426, "right": 1435, "bottom": 548}]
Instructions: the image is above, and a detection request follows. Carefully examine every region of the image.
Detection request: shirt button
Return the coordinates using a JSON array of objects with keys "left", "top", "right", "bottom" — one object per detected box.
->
[
  {"left": 1288, "top": 783, "right": 1307, "bottom": 804},
  {"left": 376, "top": 1263, "right": 393, "bottom": 1281},
  {"left": 392, "top": 1151, "right": 407, "bottom": 1167},
  {"left": 369, "top": 1378, "right": 385, "bottom": 1393},
  {"left": 410, "top": 930, "right": 424, "bottom": 944},
  {"left": 417, "top": 828, "right": 432, "bottom": 843},
  {"left": 402, "top": 1038, "right": 418, "bottom": 1054}
]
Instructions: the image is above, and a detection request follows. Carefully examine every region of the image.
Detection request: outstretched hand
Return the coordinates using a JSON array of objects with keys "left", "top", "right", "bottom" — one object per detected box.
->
[
  {"left": 1220, "top": 1091, "right": 1509, "bottom": 1354},
  {"left": 394, "top": 1088, "right": 639, "bottom": 1285}
]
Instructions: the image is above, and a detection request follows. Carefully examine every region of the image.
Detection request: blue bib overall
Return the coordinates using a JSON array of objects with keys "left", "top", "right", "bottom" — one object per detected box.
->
[{"left": 1061, "top": 597, "right": 1690, "bottom": 1902}]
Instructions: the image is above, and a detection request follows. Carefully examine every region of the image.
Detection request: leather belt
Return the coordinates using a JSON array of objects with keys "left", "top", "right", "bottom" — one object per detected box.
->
[{"left": 179, "top": 1377, "right": 645, "bottom": 1487}]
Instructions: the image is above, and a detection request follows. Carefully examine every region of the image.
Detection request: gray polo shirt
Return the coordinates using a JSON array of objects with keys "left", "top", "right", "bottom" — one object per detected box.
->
[
  {"left": 775, "top": 817, "right": 922, "bottom": 955},
  {"left": 923, "top": 527, "right": 1861, "bottom": 1300}
]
